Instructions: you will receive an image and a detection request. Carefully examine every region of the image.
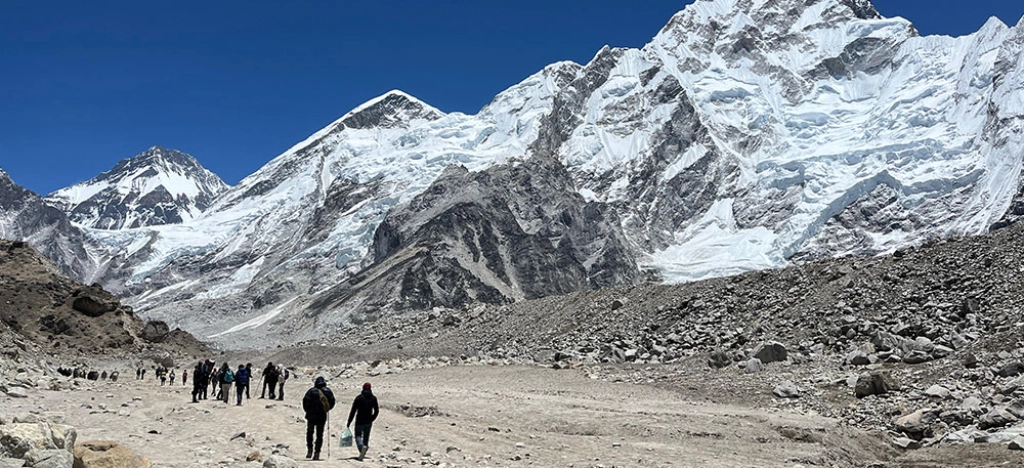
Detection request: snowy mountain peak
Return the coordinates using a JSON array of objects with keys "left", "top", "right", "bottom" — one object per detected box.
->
[
  {"left": 45, "top": 146, "right": 229, "bottom": 230},
  {"left": 340, "top": 89, "right": 444, "bottom": 130}
]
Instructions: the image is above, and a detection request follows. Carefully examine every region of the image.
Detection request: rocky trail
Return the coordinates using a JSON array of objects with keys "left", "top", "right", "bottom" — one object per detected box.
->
[{"left": 4, "top": 359, "right": 1024, "bottom": 468}]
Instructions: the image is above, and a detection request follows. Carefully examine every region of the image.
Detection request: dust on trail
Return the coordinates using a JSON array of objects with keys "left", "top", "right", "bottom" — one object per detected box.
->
[{"left": 2, "top": 364, "right": 1010, "bottom": 468}]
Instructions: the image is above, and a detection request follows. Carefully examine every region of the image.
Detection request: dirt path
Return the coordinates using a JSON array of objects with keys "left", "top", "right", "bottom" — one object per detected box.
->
[
  {"left": 3, "top": 365, "right": 872, "bottom": 467},
  {"left": 4, "top": 364, "right": 1007, "bottom": 467}
]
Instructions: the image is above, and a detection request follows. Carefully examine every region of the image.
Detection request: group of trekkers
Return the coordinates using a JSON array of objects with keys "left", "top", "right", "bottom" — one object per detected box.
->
[{"left": 189, "top": 361, "right": 289, "bottom": 405}]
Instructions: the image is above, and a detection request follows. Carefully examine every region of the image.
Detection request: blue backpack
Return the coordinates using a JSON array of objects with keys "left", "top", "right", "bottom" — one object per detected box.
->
[{"left": 224, "top": 369, "right": 234, "bottom": 383}]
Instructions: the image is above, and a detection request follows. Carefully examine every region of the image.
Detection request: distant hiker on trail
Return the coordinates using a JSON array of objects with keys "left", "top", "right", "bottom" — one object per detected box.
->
[
  {"left": 277, "top": 365, "right": 289, "bottom": 401},
  {"left": 261, "top": 362, "right": 279, "bottom": 399},
  {"left": 135, "top": 368, "right": 141, "bottom": 380},
  {"left": 234, "top": 364, "right": 250, "bottom": 406},
  {"left": 169, "top": 369, "right": 176, "bottom": 385},
  {"left": 183, "top": 369, "right": 188, "bottom": 386},
  {"left": 346, "top": 382, "right": 379, "bottom": 461},
  {"left": 243, "top": 363, "right": 253, "bottom": 399},
  {"left": 191, "top": 361, "right": 205, "bottom": 403},
  {"left": 100, "top": 370, "right": 108, "bottom": 380},
  {"left": 302, "top": 376, "right": 336, "bottom": 460},
  {"left": 110, "top": 371, "right": 119, "bottom": 382},
  {"left": 218, "top": 363, "right": 233, "bottom": 403}
]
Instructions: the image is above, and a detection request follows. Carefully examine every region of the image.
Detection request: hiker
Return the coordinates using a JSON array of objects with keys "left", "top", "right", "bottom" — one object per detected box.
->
[
  {"left": 199, "top": 360, "right": 212, "bottom": 400},
  {"left": 141, "top": 368, "right": 146, "bottom": 379},
  {"left": 261, "top": 362, "right": 279, "bottom": 399},
  {"left": 302, "top": 377, "right": 336, "bottom": 460},
  {"left": 183, "top": 369, "right": 188, "bottom": 386},
  {"left": 234, "top": 364, "right": 250, "bottom": 406},
  {"left": 210, "top": 361, "right": 219, "bottom": 397},
  {"left": 110, "top": 371, "right": 119, "bottom": 382},
  {"left": 244, "top": 363, "right": 253, "bottom": 398},
  {"left": 346, "top": 382, "right": 380, "bottom": 461},
  {"left": 191, "top": 361, "right": 204, "bottom": 403},
  {"left": 100, "top": 370, "right": 108, "bottom": 380},
  {"left": 277, "top": 365, "right": 289, "bottom": 401},
  {"left": 218, "top": 363, "right": 233, "bottom": 403},
  {"left": 169, "top": 369, "right": 176, "bottom": 385}
]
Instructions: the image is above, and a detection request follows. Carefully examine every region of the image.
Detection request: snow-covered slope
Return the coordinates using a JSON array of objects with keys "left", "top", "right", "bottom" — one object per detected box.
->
[
  {"left": 45, "top": 146, "right": 229, "bottom": 230},
  {"left": 71, "top": 0, "right": 1024, "bottom": 347}
]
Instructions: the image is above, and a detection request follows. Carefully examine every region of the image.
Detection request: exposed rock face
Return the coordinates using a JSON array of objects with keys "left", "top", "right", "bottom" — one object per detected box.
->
[
  {"left": 0, "top": 170, "right": 93, "bottom": 282},
  {"left": 140, "top": 321, "right": 169, "bottom": 343},
  {"left": 307, "top": 156, "right": 639, "bottom": 321},
  {"left": 44, "top": 146, "right": 228, "bottom": 230}
]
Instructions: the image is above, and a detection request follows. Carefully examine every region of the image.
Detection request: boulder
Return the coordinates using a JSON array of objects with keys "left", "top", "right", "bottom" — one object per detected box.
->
[
  {"left": 707, "top": 350, "right": 731, "bottom": 369},
  {"left": 0, "top": 458, "right": 24, "bottom": 468},
  {"left": 773, "top": 381, "right": 801, "bottom": 398},
  {"left": 72, "top": 440, "right": 150, "bottom": 468},
  {"left": 140, "top": 322, "right": 169, "bottom": 343},
  {"left": 70, "top": 296, "right": 116, "bottom": 318},
  {"left": 963, "top": 353, "right": 980, "bottom": 369},
  {"left": 871, "top": 331, "right": 904, "bottom": 352},
  {"left": 997, "top": 362, "right": 1024, "bottom": 378},
  {"left": 895, "top": 408, "right": 939, "bottom": 438},
  {"left": 902, "top": 350, "right": 932, "bottom": 364},
  {"left": 855, "top": 372, "right": 901, "bottom": 398},
  {"left": 5, "top": 388, "right": 28, "bottom": 399},
  {"left": 0, "top": 423, "right": 76, "bottom": 459},
  {"left": 752, "top": 342, "right": 788, "bottom": 364},
  {"left": 961, "top": 396, "right": 985, "bottom": 415},
  {"left": 743, "top": 358, "right": 763, "bottom": 374},
  {"left": 892, "top": 437, "right": 921, "bottom": 450},
  {"left": 923, "top": 385, "right": 951, "bottom": 399},
  {"left": 24, "top": 449, "right": 72, "bottom": 468},
  {"left": 262, "top": 455, "right": 297, "bottom": 468},
  {"left": 1010, "top": 436, "right": 1024, "bottom": 451},
  {"left": 846, "top": 350, "right": 872, "bottom": 366},
  {"left": 979, "top": 407, "right": 1018, "bottom": 430}
]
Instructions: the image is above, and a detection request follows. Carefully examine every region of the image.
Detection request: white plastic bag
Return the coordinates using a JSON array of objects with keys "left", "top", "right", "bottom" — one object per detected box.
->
[{"left": 340, "top": 427, "right": 353, "bottom": 448}]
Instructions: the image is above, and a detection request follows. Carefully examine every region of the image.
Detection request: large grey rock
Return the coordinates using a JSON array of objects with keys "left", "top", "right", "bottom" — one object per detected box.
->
[
  {"left": 262, "top": 455, "right": 297, "bottom": 468},
  {"left": 979, "top": 407, "right": 1019, "bottom": 430},
  {"left": 773, "top": 381, "right": 801, "bottom": 398},
  {"left": 72, "top": 440, "right": 150, "bottom": 468},
  {"left": 4, "top": 388, "right": 28, "bottom": 399},
  {"left": 23, "top": 449, "right": 72, "bottom": 468},
  {"left": 0, "top": 423, "right": 76, "bottom": 459},
  {"left": 707, "top": 350, "right": 731, "bottom": 369},
  {"left": 0, "top": 458, "right": 25, "bottom": 468},
  {"left": 855, "top": 372, "right": 900, "bottom": 398},
  {"left": 923, "top": 385, "right": 950, "bottom": 399},
  {"left": 1010, "top": 436, "right": 1024, "bottom": 451},
  {"left": 895, "top": 408, "right": 939, "bottom": 438},
  {"left": 997, "top": 362, "right": 1024, "bottom": 378},
  {"left": 752, "top": 342, "right": 788, "bottom": 364},
  {"left": 743, "top": 358, "right": 763, "bottom": 374},
  {"left": 140, "top": 321, "right": 169, "bottom": 343}
]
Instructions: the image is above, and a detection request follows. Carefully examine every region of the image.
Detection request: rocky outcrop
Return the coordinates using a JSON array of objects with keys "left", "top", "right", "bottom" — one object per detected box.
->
[
  {"left": 72, "top": 441, "right": 150, "bottom": 468},
  {"left": 0, "top": 423, "right": 76, "bottom": 460}
]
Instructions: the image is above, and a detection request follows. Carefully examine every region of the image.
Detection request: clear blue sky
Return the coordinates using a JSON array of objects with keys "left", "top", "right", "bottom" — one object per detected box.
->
[{"left": 2, "top": 0, "right": 1022, "bottom": 195}]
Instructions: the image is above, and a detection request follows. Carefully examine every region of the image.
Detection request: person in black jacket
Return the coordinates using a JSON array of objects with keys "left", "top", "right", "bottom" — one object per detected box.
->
[
  {"left": 302, "top": 376, "right": 336, "bottom": 460},
  {"left": 346, "top": 382, "right": 379, "bottom": 461}
]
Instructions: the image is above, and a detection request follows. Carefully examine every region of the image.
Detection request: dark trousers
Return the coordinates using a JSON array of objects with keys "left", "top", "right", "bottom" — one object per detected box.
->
[
  {"left": 278, "top": 382, "right": 285, "bottom": 400},
  {"left": 241, "top": 383, "right": 250, "bottom": 399},
  {"left": 264, "top": 380, "right": 277, "bottom": 399},
  {"left": 355, "top": 423, "right": 373, "bottom": 448},
  {"left": 306, "top": 420, "right": 325, "bottom": 454}
]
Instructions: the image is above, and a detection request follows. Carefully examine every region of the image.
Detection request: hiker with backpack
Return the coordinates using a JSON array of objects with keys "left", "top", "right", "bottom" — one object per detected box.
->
[
  {"left": 277, "top": 365, "right": 289, "bottom": 401},
  {"left": 261, "top": 362, "right": 279, "bottom": 399},
  {"left": 218, "top": 363, "right": 233, "bottom": 403},
  {"left": 234, "top": 364, "right": 250, "bottom": 406},
  {"left": 191, "top": 361, "right": 205, "bottom": 403},
  {"left": 302, "top": 376, "right": 336, "bottom": 461},
  {"left": 346, "top": 382, "right": 379, "bottom": 461}
]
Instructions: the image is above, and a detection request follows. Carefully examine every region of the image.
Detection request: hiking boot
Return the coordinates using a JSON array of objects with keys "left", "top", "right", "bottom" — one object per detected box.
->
[
  {"left": 312, "top": 452, "right": 320, "bottom": 461},
  {"left": 305, "top": 448, "right": 312, "bottom": 459},
  {"left": 358, "top": 445, "right": 368, "bottom": 460}
]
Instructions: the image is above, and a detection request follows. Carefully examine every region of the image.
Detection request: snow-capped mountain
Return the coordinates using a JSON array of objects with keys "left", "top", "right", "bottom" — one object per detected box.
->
[
  {"left": 19, "top": 0, "right": 1024, "bottom": 347},
  {"left": 45, "top": 146, "right": 229, "bottom": 230}
]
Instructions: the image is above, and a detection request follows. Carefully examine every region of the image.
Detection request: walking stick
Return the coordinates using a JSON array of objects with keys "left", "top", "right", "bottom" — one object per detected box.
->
[
  {"left": 327, "top": 412, "right": 331, "bottom": 459},
  {"left": 256, "top": 374, "right": 263, "bottom": 397}
]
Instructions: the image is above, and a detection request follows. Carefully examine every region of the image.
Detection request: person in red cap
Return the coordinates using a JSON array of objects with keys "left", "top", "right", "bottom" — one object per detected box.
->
[{"left": 346, "top": 382, "right": 379, "bottom": 461}]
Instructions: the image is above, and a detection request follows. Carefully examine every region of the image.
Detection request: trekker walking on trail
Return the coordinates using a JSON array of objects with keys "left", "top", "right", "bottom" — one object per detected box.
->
[
  {"left": 235, "top": 364, "right": 249, "bottom": 406},
  {"left": 346, "top": 382, "right": 379, "bottom": 461},
  {"left": 261, "top": 362, "right": 279, "bottom": 399},
  {"left": 302, "top": 376, "right": 335, "bottom": 460},
  {"left": 183, "top": 369, "right": 187, "bottom": 386},
  {"left": 191, "top": 361, "right": 204, "bottom": 403},
  {"left": 244, "top": 363, "right": 253, "bottom": 398},
  {"left": 218, "top": 363, "right": 233, "bottom": 403},
  {"left": 169, "top": 369, "right": 176, "bottom": 385},
  {"left": 277, "top": 365, "right": 289, "bottom": 401}
]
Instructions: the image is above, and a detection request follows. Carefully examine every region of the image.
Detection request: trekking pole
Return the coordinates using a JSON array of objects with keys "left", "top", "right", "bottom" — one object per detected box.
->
[
  {"left": 256, "top": 374, "right": 263, "bottom": 397},
  {"left": 327, "top": 413, "right": 331, "bottom": 459}
]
